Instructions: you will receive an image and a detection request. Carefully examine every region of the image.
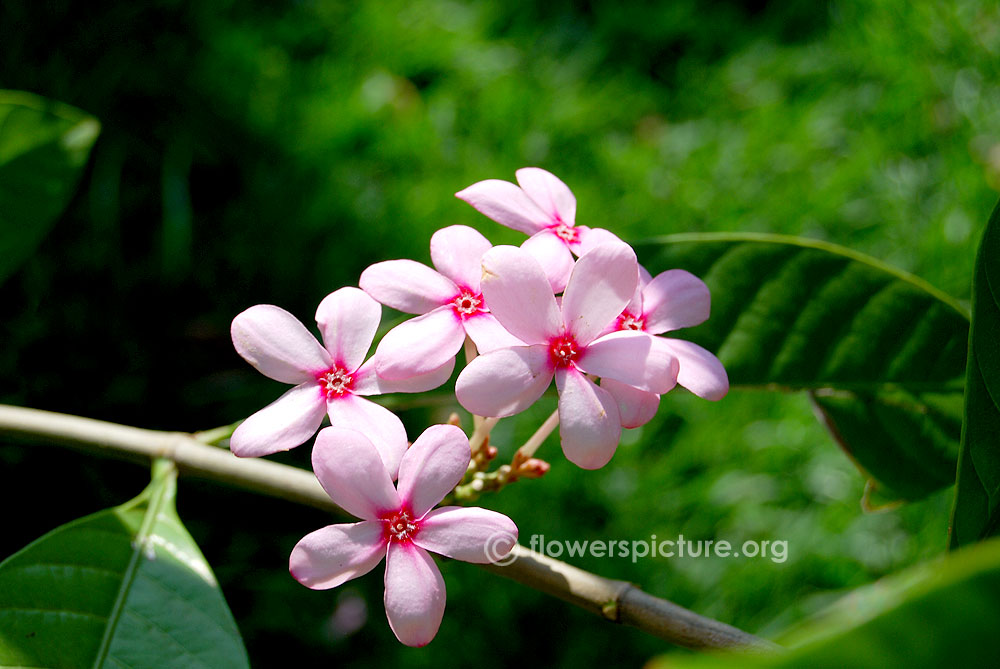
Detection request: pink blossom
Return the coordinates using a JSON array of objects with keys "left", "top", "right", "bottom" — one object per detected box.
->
[
  {"left": 229, "top": 287, "right": 452, "bottom": 477},
  {"left": 359, "top": 225, "right": 522, "bottom": 380},
  {"left": 290, "top": 424, "right": 518, "bottom": 647},
  {"left": 603, "top": 268, "right": 729, "bottom": 429},
  {"left": 456, "top": 243, "right": 679, "bottom": 469},
  {"left": 455, "top": 167, "right": 622, "bottom": 292}
]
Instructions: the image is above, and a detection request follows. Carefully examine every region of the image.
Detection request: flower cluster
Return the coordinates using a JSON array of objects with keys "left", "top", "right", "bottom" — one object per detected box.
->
[{"left": 229, "top": 167, "right": 728, "bottom": 645}]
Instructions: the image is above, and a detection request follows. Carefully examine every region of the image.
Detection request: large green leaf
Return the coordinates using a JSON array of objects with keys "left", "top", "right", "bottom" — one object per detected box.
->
[
  {"left": 950, "top": 200, "right": 1000, "bottom": 548},
  {"left": 0, "top": 90, "right": 100, "bottom": 285},
  {"left": 635, "top": 233, "right": 969, "bottom": 500},
  {"left": 650, "top": 537, "right": 1000, "bottom": 669},
  {"left": 0, "top": 460, "right": 249, "bottom": 668}
]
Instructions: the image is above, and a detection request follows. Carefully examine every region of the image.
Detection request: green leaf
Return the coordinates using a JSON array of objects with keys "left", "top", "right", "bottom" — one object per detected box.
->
[
  {"left": 0, "top": 90, "right": 101, "bottom": 285},
  {"left": 950, "top": 200, "right": 1000, "bottom": 548},
  {"left": 635, "top": 233, "right": 969, "bottom": 500},
  {"left": 649, "top": 537, "right": 1000, "bottom": 669},
  {"left": 0, "top": 460, "right": 250, "bottom": 669}
]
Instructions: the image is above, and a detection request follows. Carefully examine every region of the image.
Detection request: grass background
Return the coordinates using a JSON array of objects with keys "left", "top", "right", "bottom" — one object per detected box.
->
[{"left": 1, "top": 0, "right": 998, "bottom": 665}]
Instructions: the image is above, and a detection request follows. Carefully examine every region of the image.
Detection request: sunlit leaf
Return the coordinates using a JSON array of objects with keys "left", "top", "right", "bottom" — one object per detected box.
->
[
  {"left": 0, "top": 460, "right": 249, "bottom": 668},
  {"left": 636, "top": 233, "right": 968, "bottom": 501}
]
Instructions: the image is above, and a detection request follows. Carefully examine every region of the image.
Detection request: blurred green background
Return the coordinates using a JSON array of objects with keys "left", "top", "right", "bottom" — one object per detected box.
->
[{"left": 2, "top": 0, "right": 999, "bottom": 666}]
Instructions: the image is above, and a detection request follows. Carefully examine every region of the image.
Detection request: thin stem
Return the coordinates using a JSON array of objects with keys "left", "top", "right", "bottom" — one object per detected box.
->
[
  {"left": 192, "top": 420, "right": 242, "bottom": 446},
  {"left": 516, "top": 409, "right": 559, "bottom": 460},
  {"left": 463, "top": 337, "right": 484, "bottom": 431},
  {"left": 0, "top": 404, "right": 775, "bottom": 653},
  {"left": 468, "top": 416, "right": 499, "bottom": 456}
]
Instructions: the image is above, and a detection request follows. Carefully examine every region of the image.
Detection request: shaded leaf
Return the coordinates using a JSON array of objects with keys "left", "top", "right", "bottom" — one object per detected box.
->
[
  {"left": 0, "top": 90, "right": 100, "bottom": 285},
  {"left": 950, "top": 200, "right": 1000, "bottom": 548},
  {"left": 0, "top": 460, "right": 249, "bottom": 668},
  {"left": 636, "top": 233, "right": 968, "bottom": 500}
]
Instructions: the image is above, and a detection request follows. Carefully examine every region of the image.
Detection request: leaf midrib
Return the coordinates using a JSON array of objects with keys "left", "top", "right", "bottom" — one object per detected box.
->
[{"left": 90, "top": 473, "right": 173, "bottom": 669}]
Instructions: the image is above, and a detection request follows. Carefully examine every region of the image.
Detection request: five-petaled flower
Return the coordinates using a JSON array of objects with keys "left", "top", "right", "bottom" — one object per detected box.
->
[
  {"left": 456, "top": 242, "right": 680, "bottom": 469},
  {"left": 360, "top": 225, "right": 521, "bottom": 380},
  {"left": 603, "top": 268, "right": 730, "bottom": 428},
  {"left": 230, "top": 287, "right": 452, "bottom": 478},
  {"left": 455, "top": 167, "right": 621, "bottom": 292},
  {"left": 290, "top": 424, "right": 518, "bottom": 647}
]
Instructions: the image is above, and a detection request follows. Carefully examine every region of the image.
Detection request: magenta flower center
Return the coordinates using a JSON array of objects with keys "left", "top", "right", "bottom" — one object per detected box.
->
[
  {"left": 382, "top": 510, "right": 419, "bottom": 542},
  {"left": 550, "top": 222, "right": 579, "bottom": 244},
  {"left": 548, "top": 334, "right": 580, "bottom": 368},
  {"left": 317, "top": 367, "right": 353, "bottom": 398},
  {"left": 616, "top": 311, "right": 645, "bottom": 331},
  {"left": 451, "top": 289, "right": 484, "bottom": 319}
]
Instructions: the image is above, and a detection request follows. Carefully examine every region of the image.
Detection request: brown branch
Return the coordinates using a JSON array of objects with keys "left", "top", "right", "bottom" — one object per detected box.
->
[{"left": 0, "top": 404, "right": 776, "bottom": 653}]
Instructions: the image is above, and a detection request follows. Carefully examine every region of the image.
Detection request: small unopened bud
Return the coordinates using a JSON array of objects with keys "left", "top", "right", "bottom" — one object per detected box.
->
[
  {"left": 517, "top": 458, "right": 550, "bottom": 479},
  {"left": 447, "top": 413, "right": 462, "bottom": 427},
  {"left": 485, "top": 445, "right": 498, "bottom": 460}
]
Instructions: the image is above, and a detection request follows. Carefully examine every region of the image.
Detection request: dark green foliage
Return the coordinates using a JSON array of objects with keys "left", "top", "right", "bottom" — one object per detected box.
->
[{"left": 950, "top": 200, "right": 1000, "bottom": 547}]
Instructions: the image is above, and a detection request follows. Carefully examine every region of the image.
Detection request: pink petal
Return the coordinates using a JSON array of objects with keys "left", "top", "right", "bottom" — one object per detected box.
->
[
  {"left": 384, "top": 543, "right": 446, "bottom": 647},
  {"left": 231, "top": 305, "right": 332, "bottom": 383},
  {"left": 577, "top": 330, "right": 679, "bottom": 394},
  {"left": 373, "top": 307, "right": 466, "bottom": 381},
  {"left": 360, "top": 260, "right": 457, "bottom": 314},
  {"left": 657, "top": 338, "right": 729, "bottom": 401},
  {"left": 456, "top": 345, "right": 553, "bottom": 417},
  {"left": 561, "top": 242, "right": 638, "bottom": 345},
  {"left": 571, "top": 226, "right": 624, "bottom": 256},
  {"left": 311, "top": 427, "right": 401, "bottom": 520},
  {"left": 480, "top": 245, "right": 562, "bottom": 345},
  {"left": 515, "top": 167, "right": 576, "bottom": 226},
  {"left": 396, "top": 424, "right": 470, "bottom": 518},
  {"left": 315, "top": 287, "right": 381, "bottom": 372},
  {"left": 289, "top": 521, "right": 386, "bottom": 589},
  {"left": 325, "top": 395, "right": 409, "bottom": 481},
  {"left": 641, "top": 269, "right": 711, "bottom": 334},
  {"left": 555, "top": 367, "right": 622, "bottom": 469},
  {"left": 626, "top": 264, "right": 654, "bottom": 313},
  {"left": 353, "top": 357, "right": 455, "bottom": 396},
  {"left": 601, "top": 378, "right": 660, "bottom": 429},
  {"left": 430, "top": 225, "right": 493, "bottom": 292},
  {"left": 521, "top": 230, "right": 574, "bottom": 293},
  {"left": 455, "top": 179, "right": 550, "bottom": 236},
  {"left": 462, "top": 312, "right": 525, "bottom": 354},
  {"left": 230, "top": 382, "right": 326, "bottom": 457},
  {"left": 413, "top": 506, "right": 518, "bottom": 564}
]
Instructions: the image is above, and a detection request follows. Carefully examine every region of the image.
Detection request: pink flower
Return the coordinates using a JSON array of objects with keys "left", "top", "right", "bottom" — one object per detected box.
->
[
  {"left": 455, "top": 167, "right": 622, "bottom": 292},
  {"left": 603, "top": 269, "right": 729, "bottom": 429},
  {"left": 456, "top": 243, "right": 679, "bottom": 469},
  {"left": 229, "top": 287, "right": 452, "bottom": 477},
  {"left": 360, "top": 225, "right": 522, "bottom": 380},
  {"left": 290, "top": 424, "right": 518, "bottom": 647}
]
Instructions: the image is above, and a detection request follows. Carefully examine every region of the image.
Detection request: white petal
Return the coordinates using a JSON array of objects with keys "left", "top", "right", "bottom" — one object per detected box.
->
[
  {"left": 456, "top": 345, "right": 553, "bottom": 417},
  {"left": 396, "top": 424, "right": 470, "bottom": 517},
  {"left": 326, "top": 395, "right": 409, "bottom": 480},
  {"left": 231, "top": 305, "right": 332, "bottom": 383},
  {"left": 430, "top": 225, "right": 493, "bottom": 292},
  {"left": 289, "top": 521, "right": 386, "bottom": 589},
  {"left": 360, "top": 260, "right": 458, "bottom": 314},
  {"left": 384, "top": 543, "right": 446, "bottom": 647},
  {"left": 555, "top": 367, "right": 622, "bottom": 469},
  {"left": 229, "top": 382, "right": 326, "bottom": 457},
  {"left": 561, "top": 242, "right": 638, "bottom": 345},
  {"left": 311, "top": 427, "right": 401, "bottom": 520},
  {"left": 315, "top": 287, "right": 382, "bottom": 372}
]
